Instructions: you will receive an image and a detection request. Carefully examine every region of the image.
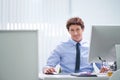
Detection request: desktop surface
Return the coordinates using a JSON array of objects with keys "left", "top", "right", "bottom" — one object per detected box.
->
[{"left": 39, "top": 73, "right": 109, "bottom": 80}]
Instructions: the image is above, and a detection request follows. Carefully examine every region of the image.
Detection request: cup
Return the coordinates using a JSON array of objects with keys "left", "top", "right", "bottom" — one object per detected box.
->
[{"left": 107, "top": 71, "right": 113, "bottom": 77}]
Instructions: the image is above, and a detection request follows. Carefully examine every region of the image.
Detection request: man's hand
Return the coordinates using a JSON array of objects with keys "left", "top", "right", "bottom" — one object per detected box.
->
[
  {"left": 43, "top": 67, "right": 56, "bottom": 74},
  {"left": 100, "top": 66, "right": 109, "bottom": 73}
]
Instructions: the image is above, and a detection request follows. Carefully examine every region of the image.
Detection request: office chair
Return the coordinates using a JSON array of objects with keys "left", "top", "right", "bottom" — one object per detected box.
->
[{"left": 109, "top": 69, "right": 120, "bottom": 80}]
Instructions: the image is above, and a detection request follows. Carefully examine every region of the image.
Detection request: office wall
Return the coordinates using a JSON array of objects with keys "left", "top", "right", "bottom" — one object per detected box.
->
[
  {"left": 0, "top": 0, "right": 120, "bottom": 73},
  {"left": 72, "top": 0, "right": 120, "bottom": 40}
]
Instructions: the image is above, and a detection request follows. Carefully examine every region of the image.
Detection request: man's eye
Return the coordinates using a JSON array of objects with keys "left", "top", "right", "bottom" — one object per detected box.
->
[
  {"left": 70, "top": 30, "right": 74, "bottom": 32},
  {"left": 76, "top": 29, "right": 80, "bottom": 31}
]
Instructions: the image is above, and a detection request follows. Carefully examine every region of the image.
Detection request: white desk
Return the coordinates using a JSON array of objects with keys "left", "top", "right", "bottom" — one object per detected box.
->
[{"left": 39, "top": 74, "right": 109, "bottom": 80}]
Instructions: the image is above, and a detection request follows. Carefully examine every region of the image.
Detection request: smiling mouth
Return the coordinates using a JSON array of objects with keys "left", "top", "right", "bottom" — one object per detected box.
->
[{"left": 74, "top": 36, "right": 80, "bottom": 38}]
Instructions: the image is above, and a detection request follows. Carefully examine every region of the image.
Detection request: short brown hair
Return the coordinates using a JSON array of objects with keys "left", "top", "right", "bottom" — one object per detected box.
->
[{"left": 66, "top": 17, "right": 85, "bottom": 30}]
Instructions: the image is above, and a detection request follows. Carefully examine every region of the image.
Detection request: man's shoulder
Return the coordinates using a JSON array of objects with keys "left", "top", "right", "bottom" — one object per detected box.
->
[
  {"left": 58, "top": 40, "right": 70, "bottom": 46},
  {"left": 56, "top": 39, "right": 71, "bottom": 47}
]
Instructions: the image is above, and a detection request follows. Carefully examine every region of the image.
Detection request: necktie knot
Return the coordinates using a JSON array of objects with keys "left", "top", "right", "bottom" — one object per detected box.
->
[
  {"left": 76, "top": 42, "right": 80, "bottom": 46},
  {"left": 76, "top": 43, "right": 80, "bottom": 50}
]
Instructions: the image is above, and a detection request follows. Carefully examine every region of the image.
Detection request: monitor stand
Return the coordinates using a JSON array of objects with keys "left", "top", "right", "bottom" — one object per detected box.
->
[{"left": 115, "top": 44, "right": 120, "bottom": 70}]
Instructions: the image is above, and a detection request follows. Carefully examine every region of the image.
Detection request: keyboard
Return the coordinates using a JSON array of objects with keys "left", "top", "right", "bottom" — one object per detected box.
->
[{"left": 71, "top": 72, "right": 97, "bottom": 77}]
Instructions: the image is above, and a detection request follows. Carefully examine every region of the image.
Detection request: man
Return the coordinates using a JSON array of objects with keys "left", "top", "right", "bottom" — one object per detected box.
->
[{"left": 43, "top": 17, "right": 107, "bottom": 74}]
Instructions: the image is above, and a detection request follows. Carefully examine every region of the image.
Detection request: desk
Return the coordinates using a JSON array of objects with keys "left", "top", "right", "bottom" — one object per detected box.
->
[{"left": 39, "top": 74, "right": 109, "bottom": 80}]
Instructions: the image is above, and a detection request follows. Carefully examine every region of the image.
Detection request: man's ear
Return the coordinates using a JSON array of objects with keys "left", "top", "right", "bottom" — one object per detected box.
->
[
  {"left": 68, "top": 30, "right": 71, "bottom": 34},
  {"left": 82, "top": 28, "right": 84, "bottom": 32}
]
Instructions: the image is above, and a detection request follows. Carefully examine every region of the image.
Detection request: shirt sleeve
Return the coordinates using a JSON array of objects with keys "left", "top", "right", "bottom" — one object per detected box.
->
[
  {"left": 95, "top": 63, "right": 102, "bottom": 69},
  {"left": 46, "top": 45, "right": 61, "bottom": 67}
]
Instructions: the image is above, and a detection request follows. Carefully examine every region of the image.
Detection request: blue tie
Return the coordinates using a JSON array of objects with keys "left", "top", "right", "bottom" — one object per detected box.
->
[{"left": 75, "top": 43, "right": 80, "bottom": 73}]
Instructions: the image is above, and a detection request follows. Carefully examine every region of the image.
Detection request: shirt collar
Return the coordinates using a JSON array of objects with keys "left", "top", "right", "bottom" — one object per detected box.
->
[{"left": 69, "top": 38, "right": 84, "bottom": 46}]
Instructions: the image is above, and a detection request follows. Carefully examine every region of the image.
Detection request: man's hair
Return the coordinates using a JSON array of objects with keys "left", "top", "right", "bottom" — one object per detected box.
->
[{"left": 66, "top": 17, "right": 85, "bottom": 30}]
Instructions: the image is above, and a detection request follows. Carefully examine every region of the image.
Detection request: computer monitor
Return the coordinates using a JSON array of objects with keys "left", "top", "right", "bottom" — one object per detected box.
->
[
  {"left": 89, "top": 26, "right": 120, "bottom": 67},
  {"left": 0, "top": 30, "right": 38, "bottom": 80}
]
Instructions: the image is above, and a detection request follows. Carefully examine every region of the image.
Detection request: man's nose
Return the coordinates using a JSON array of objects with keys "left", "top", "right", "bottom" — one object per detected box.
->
[{"left": 74, "top": 31, "right": 78, "bottom": 35}]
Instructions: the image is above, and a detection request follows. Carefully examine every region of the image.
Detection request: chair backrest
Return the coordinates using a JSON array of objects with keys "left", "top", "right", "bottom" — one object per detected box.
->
[{"left": 109, "top": 69, "right": 120, "bottom": 80}]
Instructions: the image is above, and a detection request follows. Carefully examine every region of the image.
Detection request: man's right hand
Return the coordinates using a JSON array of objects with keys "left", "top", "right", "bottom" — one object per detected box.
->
[{"left": 43, "top": 67, "right": 56, "bottom": 74}]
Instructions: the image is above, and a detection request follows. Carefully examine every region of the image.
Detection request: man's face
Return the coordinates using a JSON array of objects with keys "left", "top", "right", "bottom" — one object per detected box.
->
[{"left": 68, "top": 25, "right": 84, "bottom": 42}]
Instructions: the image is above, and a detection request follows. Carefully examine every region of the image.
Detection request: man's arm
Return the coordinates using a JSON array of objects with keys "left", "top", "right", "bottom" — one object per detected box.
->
[
  {"left": 43, "top": 45, "right": 61, "bottom": 74},
  {"left": 95, "top": 63, "right": 109, "bottom": 73}
]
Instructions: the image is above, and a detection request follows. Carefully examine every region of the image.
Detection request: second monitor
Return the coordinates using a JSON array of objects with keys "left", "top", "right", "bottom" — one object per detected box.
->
[{"left": 89, "top": 26, "right": 120, "bottom": 68}]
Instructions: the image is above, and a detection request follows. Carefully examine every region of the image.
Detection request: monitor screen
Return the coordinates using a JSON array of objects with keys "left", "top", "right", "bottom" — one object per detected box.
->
[
  {"left": 89, "top": 26, "right": 120, "bottom": 63},
  {"left": 0, "top": 30, "right": 38, "bottom": 80}
]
